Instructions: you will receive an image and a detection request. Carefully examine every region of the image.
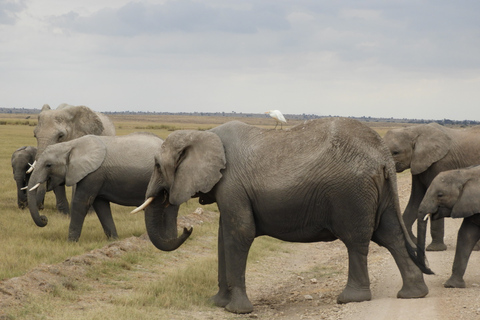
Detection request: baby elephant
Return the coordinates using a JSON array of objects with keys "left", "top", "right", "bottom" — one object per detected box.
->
[
  {"left": 27, "top": 133, "right": 190, "bottom": 248},
  {"left": 418, "top": 165, "right": 480, "bottom": 288},
  {"left": 11, "top": 146, "right": 45, "bottom": 209}
]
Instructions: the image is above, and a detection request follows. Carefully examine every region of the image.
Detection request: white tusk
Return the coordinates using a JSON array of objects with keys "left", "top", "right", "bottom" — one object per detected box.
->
[
  {"left": 26, "top": 160, "right": 36, "bottom": 173},
  {"left": 131, "top": 197, "right": 155, "bottom": 213},
  {"left": 29, "top": 183, "right": 41, "bottom": 192},
  {"left": 423, "top": 213, "right": 431, "bottom": 221},
  {"left": 21, "top": 186, "right": 28, "bottom": 190}
]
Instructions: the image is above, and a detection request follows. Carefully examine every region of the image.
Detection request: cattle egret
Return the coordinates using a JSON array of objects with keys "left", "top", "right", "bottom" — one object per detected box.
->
[{"left": 265, "top": 110, "right": 287, "bottom": 129}]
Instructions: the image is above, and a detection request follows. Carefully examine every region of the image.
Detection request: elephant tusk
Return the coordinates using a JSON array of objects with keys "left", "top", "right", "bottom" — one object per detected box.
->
[
  {"left": 21, "top": 186, "right": 28, "bottom": 190},
  {"left": 29, "top": 183, "right": 41, "bottom": 192},
  {"left": 131, "top": 197, "right": 155, "bottom": 213},
  {"left": 423, "top": 213, "right": 431, "bottom": 221},
  {"left": 26, "top": 160, "right": 36, "bottom": 174}
]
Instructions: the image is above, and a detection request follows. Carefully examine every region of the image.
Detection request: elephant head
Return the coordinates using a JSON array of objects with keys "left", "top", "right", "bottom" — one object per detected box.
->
[
  {"left": 11, "top": 146, "right": 44, "bottom": 209},
  {"left": 134, "top": 130, "right": 226, "bottom": 251},
  {"left": 417, "top": 166, "right": 480, "bottom": 262},
  {"left": 419, "top": 167, "right": 480, "bottom": 221},
  {"left": 384, "top": 123, "right": 452, "bottom": 175},
  {"left": 27, "top": 135, "right": 106, "bottom": 227},
  {"left": 33, "top": 104, "right": 115, "bottom": 159}
]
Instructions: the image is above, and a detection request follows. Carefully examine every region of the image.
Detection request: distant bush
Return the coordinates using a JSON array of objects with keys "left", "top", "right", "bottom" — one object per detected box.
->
[
  {"left": 0, "top": 120, "right": 36, "bottom": 126},
  {"left": 135, "top": 124, "right": 180, "bottom": 131}
]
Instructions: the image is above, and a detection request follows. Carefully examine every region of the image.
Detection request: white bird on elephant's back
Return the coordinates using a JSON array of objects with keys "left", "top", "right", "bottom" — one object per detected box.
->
[{"left": 265, "top": 110, "right": 287, "bottom": 129}]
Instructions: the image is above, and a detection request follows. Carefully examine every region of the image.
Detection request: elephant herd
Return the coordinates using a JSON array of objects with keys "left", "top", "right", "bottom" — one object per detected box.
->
[{"left": 9, "top": 104, "right": 480, "bottom": 314}]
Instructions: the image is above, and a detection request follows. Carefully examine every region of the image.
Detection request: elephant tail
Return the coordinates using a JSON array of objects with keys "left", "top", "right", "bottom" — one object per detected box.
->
[
  {"left": 405, "top": 239, "right": 434, "bottom": 275},
  {"left": 383, "top": 164, "right": 434, "bottom": 275}
]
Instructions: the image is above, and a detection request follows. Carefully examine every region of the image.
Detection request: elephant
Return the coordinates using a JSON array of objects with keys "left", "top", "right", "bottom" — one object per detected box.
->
[
  {"left": 384, "top": 123, "right": 480, "bottom": 251},
  {"left": 418, "top": 165, "right": 480, "bottom": 288},
  {"left": 135, "top": 118, "right": 432, "bottom": 314},
  {"left": 11, "top": 146, "right": 45, "bottom": 209},
  {"left": 30, "top": 103, "right": 116, "bottom": 214},
  {"left": 27, "top": 132, "right": 191, "bottom": 247}
]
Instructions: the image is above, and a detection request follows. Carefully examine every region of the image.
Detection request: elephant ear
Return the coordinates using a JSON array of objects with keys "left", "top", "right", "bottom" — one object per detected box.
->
[
  {"left": 411, "top": 123, "right": 451, "bottom": 175},
  {"left": 64, "top": 105, "right": 105, "bottom": 137},
  {"left": 65, "top": 135, "right": 107, "bottom": 186},
  {"left": 451, "top": 179, "right": 480, "bottom": 219},
  {"left": 161, "top": 130, "right": 226, "bottom": 206}
]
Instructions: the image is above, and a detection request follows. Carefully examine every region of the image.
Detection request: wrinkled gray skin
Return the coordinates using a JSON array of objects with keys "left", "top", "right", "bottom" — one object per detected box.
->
[
  {"left": 418, "top": 165, "right": 480, "bottom": 288},
  {"left": 11, "top": 146, "right": 45, "bottom": 209},
  {"left": 384, "top": 123, "right": 480, "bottom": 251},
  {"left": 142, "top": 118, "right": 432, "bottom": 314},
  {"left": 32, "top": 103, "right": 116, "bottom": 214},
  {"left": 27, "top": 133, "right": 190, "bottom": 247}
]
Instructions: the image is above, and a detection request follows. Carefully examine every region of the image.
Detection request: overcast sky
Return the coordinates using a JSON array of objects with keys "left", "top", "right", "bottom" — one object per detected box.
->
[{"left": 1, "top": 0, "right": 479, "bottom": 120}]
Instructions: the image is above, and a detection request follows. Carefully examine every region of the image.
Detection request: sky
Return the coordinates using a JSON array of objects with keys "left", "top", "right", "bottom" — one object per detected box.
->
[{"left": 1, "top": 0, "right": 479, "bottom": 120}]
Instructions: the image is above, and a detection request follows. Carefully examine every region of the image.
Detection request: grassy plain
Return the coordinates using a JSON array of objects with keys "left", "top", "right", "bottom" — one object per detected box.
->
[{"left": 0, "top": 113, "right": 408, "bottom": 319}]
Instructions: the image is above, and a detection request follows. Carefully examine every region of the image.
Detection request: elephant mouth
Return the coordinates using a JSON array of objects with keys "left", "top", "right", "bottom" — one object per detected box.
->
[
  {"left": 131, "top": 190, "right": 170, "bottom": 214},
  {"left": 422, "top": 207, "right": 451, "bottom": 221}
]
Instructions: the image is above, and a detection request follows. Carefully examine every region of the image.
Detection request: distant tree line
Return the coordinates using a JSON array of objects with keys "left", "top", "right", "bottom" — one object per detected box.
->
[{"left": 1, "top": 107, "right": 479, "bottom": 126}]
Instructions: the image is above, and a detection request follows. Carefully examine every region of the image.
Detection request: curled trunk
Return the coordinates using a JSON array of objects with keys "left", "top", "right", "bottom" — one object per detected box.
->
[
  {"left": 144, "top": 200, "right": 192, "bottom": 251},
  {"left": 27, "top": 186, "right": 48, "bottom": 227}
]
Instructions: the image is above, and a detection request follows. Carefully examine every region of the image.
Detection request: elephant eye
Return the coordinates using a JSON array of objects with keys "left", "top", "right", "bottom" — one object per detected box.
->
[
  {"left": 45, "top": 163, "right": 52, "bottom": 168},
  {"left": 392, "top": 150, "right": 400, "bottom": 156},
  {"left": 437, "top": 192, "right": 443, "bottom": 198}
]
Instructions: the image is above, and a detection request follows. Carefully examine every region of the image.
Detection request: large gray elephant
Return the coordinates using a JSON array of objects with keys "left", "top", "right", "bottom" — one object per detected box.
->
[
  {"left": 27, "top": 133, "right": 190, "bottom": 246},
  {"left": 384, "top": 123, "right": 480, "bottom": 251},
  {"left": 11, "top": 146, "right": 45, "bottom": 209},
  {"left": 31, "top": 103, "right": 116, "bottom": 214},
  {"left": 135, "top": 118, "right": 432, "bottom": 314},
  {"left": 418, "top": 165, "right": 480, "bottom": 288}
]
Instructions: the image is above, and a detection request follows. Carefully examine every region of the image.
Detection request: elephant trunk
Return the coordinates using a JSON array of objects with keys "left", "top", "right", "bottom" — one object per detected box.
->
[
  {"left": 14, "top": 173, "right": 27, "bottom": 209},
  {"left": 144, "top": 199, "right": 192, "bottom": 252},
  {"left": 27, "top": 172, "right": 48, "bottom": 227},
  {"left": 416, "top": 216, "right": 429, "bottom": 272}
]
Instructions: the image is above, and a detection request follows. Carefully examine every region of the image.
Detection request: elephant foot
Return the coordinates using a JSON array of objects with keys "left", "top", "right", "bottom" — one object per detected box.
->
[
  {"left": 224, "top": 287, "right": 253, "bottom": 314},
  {"left": 426, "top": 242, "right": 447, "bottom": 251},
  {"left": 397, "top": 282, "right": 429, "bottom": 299},
  {"left": 444, "top": 277, "right": 466, "bottom": 288},
  {"left": 210, "top": 290, "right": 230, "bottom": 308},
  {"left": 337, "top": 286, "right": 371, "bottom": 304}
]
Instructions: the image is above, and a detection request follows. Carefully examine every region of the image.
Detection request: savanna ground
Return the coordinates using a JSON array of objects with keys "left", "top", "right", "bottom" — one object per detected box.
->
[{"left": 1, "top": 114, "right": 479, "bottom": 319}]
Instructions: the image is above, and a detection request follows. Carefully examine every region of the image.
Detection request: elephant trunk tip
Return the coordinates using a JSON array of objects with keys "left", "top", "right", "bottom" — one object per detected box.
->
[{"left": 36, "top": 215, "right": 48, "bottom": 227}]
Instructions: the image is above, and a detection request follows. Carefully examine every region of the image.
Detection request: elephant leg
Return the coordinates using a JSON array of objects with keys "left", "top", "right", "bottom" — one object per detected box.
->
[
  {"left": 53, "top": 185, "right": 70, "bottom": 215},
  {"left": 372, "top": 207, "right": 429, "bottom": 299},
  {"left": 67, "top": 189, "right": 95, "bottom": 242},
  {"left": 68, "top": 205, "right": 88, "bottom": 242},
  {"left": 444, "top": 218, "right": 480, "bottom": 288},
  {"left": 92, "top": 198, "right": 118, "bottom": 239},
  {"left": 426, "top": 218, "right": 447, "bottom": 251},
  {"left": 337, "top": 246, "right": 372, "bottom": 304},
  {"left": 213, "top": 206, "right": 255, "bottom": 314},
  {"left": 211, "top": 219, "right": 230, "bottom": 308}
]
